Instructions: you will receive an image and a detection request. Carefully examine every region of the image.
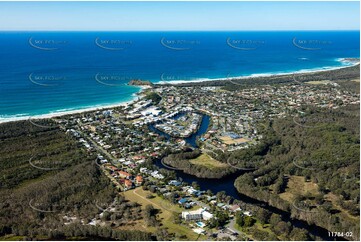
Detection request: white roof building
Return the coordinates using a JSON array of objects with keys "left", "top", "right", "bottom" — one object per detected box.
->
[
  {"left": 181, "top": 208, "right": 213, "bottom": 221},
  {"left": 201, "top": 210, "right": 213, "bottom": 221}
]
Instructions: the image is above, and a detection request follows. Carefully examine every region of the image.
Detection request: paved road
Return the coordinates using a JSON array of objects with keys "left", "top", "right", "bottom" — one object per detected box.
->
[
  {"left": 203, "top": 142, "right": 224, "bottom": 153},
  {"left": 188, "top": 197, "right": 210, "bottom": 210},
  {"left": 226, "top": 218, "right": 251, "bottom": 241},
  {"left": 201, "top": 148, "right": 219, "bottom": 159},
  {"left": 77, "top": 128, "right": 117, "bottom": 163},
  {"left": 76, "top": 124, "right": 125, "bottom": 190}
]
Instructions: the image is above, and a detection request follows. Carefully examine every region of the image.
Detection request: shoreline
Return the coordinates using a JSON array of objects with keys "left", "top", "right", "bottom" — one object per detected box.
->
[
  {"left": 155, "top": 57, "right": 360, "bottom": 85},
  {"left": 0, "top": 58, "right": 359, "bottom": 125},
  {"left": 0, "top": 87, "right": 148, "bottom": 124},
  {"left": 0, "top": 101, "right": 133, "bottom": 124}
]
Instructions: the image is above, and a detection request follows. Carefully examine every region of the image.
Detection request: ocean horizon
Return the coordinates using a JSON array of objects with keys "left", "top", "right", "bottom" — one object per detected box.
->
[{"left": 0, "top": 31, "right": 359, "bottom": 122}]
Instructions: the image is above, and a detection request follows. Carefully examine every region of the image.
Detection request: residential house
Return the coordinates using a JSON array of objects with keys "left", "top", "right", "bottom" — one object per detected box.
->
[
  {"left": 135, "top": 175, "right": 143, "bottom": 186},
  {"left": 181, "top": 208, "right": 213, "bottom": 221},
  {"left": 124, "top": 179, "right": 134, "bottom": 190},
  {"left": 169, "top": 180, "right": 182, "bottom": 186},
  {"left": 118, "top": 171, "right": 132, "bottom": 179},
  {"left": 178, "top": 198, "right": 188, "bottom": 205},
  {"left": 229, "top": 204, "right": 242, "bottom": 213}
]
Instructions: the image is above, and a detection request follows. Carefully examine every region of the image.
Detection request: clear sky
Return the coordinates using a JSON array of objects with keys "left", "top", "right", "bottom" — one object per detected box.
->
[{"left": 0, "top": 1, "right": 359, "bottom": 31}]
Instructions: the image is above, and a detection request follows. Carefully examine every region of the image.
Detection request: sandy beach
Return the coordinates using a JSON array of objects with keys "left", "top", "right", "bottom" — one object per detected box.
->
[
  {"left": 0, "top": 86, "right": 149, "bottom": 124},
  {"left": 0, "top": 59, "right": 359, "bottom": 125},
  {"left": 157, "top": 58, "right": 360, "bottom": 85}
]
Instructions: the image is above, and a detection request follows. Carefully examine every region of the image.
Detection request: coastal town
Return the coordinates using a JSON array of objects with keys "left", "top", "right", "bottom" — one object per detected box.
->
[
  {"left": 0, "top": 1, "right": 360, "bottom": 241},
  {"left": 45, "top": 74, "right": 360, "bottom": 240}
]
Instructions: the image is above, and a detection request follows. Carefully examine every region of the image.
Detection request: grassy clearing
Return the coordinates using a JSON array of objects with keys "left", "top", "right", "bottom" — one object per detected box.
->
[
  {"left": 234, "top": 223, "right": 255, "bottom": 240},
  {"left": 189, "top": 153, "right": 228, "bottom": 169},
  {"left": 279, "top": 176, "right": 359, "bottom": 227},
  {"left": 0, "top": 235, "right": 25, "bottom": 241},
  {"left": 220, "top": 136, "right": 250, "bottom": 145},
  {"left": 305, "top": 80, "right": 332, "bottom": 85},
  {"left": 115, "top": 221, "right": 149, "bottom": 232},
  {"left": 279, "top": 176, "right": 319, "bottom": 202},
  {"left": 324, "top": 193, "right": 359, "bottom": 221},
  {"left": 124, "top": 187, "right": 205, "bottom": 240},
  {"left": 235, "top": 220, "right": 282, "bottom": 241}
]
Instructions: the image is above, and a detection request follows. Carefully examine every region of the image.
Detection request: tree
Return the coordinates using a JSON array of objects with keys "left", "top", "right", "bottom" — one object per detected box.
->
[
  {"left": 156, "top": 228, "right": 170, "bottom": 240},
  {"left": 192, "top": 181, "right": 200, "bottom": 190},
  {"left": 269, "top": 213, "right": 282, "bottom": 227},
  {"left": 290, "top": 228, "right": 309, "bottom": 241},
  {"left": 146, "top": 194, "right": 154, "bottom": 199},
  {"left": 274, "top": 221, "right": 291, "bottom": 236},
  {"left": 145, "top": 92, "right": 161, "bottom": 104},
  {"left": 216, "top": 191, "right": 226, "bottom": 201},
  {"left": 143, "top": 204, "right": 158, "bottom": 227},
  {"left": 172, "top": 212, "right": 181, "bottom": 224},
  {"left": 235, "top": 212, "right": 245, "bottom": 227},
  {"left": 144, "top": 204, "right": 156, "bottom": 217},
  {"left": 256, "top": 208, "right": 271, "bottom": 224},
  {"left": 101, "top": 211, "right": 111, "bottom": 221},
  {"left": 244, "top": 216, "right": 255, "bottom": 227},
  {"left": 149, "top": 186, "right": 157, "bottom": 193}
]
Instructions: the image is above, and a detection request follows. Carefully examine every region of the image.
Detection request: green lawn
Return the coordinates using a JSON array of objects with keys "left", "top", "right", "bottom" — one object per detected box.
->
[
  {"left": 0, "top": 235, "right": 26, "bottom": 241},
  {"left": 124, "top": 187, "right": 205, "bottom": 240},
  {"left": 189, "top": 153, "right": 228, "bottom": 169}
]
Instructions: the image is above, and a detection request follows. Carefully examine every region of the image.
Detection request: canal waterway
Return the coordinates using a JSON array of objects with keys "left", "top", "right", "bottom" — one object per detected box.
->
[{"left": 149, "top": 113, "right": 345, "bottom": 241}]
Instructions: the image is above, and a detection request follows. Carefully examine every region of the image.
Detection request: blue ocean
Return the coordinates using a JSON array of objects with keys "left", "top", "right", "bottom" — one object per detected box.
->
[{"left": 0, "top": 31, "right": 359, "bottom": 121}]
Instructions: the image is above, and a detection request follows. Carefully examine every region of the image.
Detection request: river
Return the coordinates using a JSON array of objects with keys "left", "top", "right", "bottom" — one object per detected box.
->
[
  {"left": 149, "top": 113, "right": 345, "bottom": 241},
  {"left": 150, "top": 114, "right": 250, "bottom": 198}
]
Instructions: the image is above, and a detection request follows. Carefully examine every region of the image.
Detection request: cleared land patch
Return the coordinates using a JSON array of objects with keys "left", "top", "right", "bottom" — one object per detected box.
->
[
  {"left": 279, "top": 176, "right": 319, "bottom": 202},
  {"left": 124, "top": 187, "right": 205, "bottom": 240},
  {"left": 189, "top": 153, "right": 228, "bottom": 169},
  {"left": 305, "top": 80, "right": 332, "bottom": 85},
  {"left": 220, "top": 136, "right": 250, "bottom": 145}
]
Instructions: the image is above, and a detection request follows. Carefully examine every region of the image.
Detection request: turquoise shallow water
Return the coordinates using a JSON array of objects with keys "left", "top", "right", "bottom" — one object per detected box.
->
[{"left": 0, "top": 31, "right": 359, "bottom": 121}]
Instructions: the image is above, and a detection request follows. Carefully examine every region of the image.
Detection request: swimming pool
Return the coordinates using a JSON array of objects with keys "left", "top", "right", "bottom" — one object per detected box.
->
[{"left": 196, "top": 221, "right": 205, "bottom": 228}]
